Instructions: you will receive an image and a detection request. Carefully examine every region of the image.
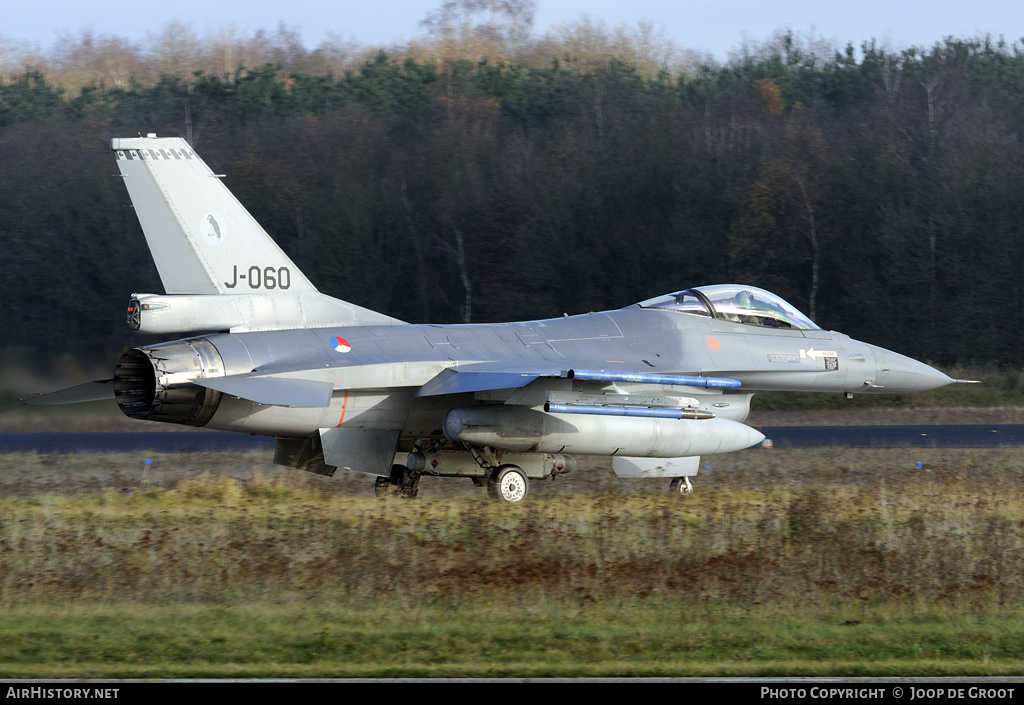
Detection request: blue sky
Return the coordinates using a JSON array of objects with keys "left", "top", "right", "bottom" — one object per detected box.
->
[{"left": 4, "top": 0, "right": 1023, "bottom": 61}]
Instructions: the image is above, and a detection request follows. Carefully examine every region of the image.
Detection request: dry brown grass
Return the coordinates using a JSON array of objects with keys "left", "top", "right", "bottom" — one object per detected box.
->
[{"left": 0, "top": 448, "right": 1021, "bottom": 611}]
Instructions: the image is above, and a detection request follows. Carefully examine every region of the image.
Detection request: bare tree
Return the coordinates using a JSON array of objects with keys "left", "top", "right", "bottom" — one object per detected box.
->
[
  {"left": 0, "top": 35, "right": 43, "bottom": 83},
  {"left": 420, "top": 0, "right": 536, "bottom": 60},
  {"left": 50, "top": 30, "right": 145, "bottom": 91},
  {"left": 793, "top": 173, "right": 820, "bottom": 321},
  {"left": 920, "top": 61, "right": 944, "bottom": 148},
  {"left": 880, "top": 52, "right": 903, "bottom": 105},
  {"left": 533, "top": 16, "right": 695, "bottom": 77},
  {"left": 145, "top": 21, "right": 204, "bottom": 78}
]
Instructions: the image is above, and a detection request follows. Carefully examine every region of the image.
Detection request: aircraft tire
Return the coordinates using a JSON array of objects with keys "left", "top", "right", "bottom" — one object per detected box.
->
[
  {"left": 669, "top": 477, "right": 693, "bottom": 497},
  {"left": 488, "top": 465, "right": 529, "bottom": 503},
  {"left": 375, "top": 465, "right": 419, "bottom": 499},
  {"left": 373, "top": 476, "right": 392, "bottom": 498},
  {"left": 399, "top": 473, "right": 420, "bottom": 499}
]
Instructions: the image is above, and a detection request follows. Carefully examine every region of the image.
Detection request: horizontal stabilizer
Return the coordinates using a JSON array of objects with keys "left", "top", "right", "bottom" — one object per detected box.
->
[
  {"left": 192, "top": 375, "right": 334, "bottom": 407},
  {"left": 22, "top": 379, "right": 115, "bottom": 406}
]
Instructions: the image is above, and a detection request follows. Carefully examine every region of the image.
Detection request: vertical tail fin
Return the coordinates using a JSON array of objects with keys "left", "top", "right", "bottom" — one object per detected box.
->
[{"left": 111, "top": 135, "right": 316, "bottom": 295}]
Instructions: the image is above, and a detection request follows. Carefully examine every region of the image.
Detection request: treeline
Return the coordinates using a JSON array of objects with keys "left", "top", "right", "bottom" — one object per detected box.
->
[
  {"left": 2, "top": 32, "right": 1024, "bottom": 369},
  {"left": 0, "top": 11, "right": 701, "bottom": 94}
]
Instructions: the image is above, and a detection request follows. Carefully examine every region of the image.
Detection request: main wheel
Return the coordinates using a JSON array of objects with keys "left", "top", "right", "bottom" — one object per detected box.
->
[
  {"left": 374, "top": 465, "right": 420, "bottom": 499},
  {"left": 374, "top": 476, "right": 392, "bottom": 498},
  {"left": 398, "top": 477, "right": 420, "bottom": 499},
  {"left": 488, "top": 465, "right": 530, "bottom": 503}
]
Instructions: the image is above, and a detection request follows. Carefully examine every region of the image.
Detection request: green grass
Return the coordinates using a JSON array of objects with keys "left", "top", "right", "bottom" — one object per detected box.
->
[{"left": 1, "top": 603, "right": 1023, "bottom": 678}]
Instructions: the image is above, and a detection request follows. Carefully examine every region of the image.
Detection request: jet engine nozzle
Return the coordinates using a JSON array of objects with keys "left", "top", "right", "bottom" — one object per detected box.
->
[{"left": 113, "top": 338, "right": 227, "bottom": 426}]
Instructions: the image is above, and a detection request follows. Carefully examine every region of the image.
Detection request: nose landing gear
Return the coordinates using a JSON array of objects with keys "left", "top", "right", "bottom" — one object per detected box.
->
[{"left": 669, "top": 476, "right": 693, "bottom": 496}]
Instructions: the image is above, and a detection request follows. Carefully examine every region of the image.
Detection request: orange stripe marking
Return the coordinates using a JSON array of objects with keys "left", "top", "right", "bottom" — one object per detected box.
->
[{"left": 337, "top": 390, "right": 349, "bottom": 426}]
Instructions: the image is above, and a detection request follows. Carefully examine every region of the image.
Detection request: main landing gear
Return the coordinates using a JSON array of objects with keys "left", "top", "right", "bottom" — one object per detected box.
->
[
  {"left": 487, "top": 465, "right": 530, "bottom": 503},
  {"left": 372, "top": 461, "right": 532, "bottom": 502},
  {"left": 374, "top": 464, "right": 421, "bottom": 499}
]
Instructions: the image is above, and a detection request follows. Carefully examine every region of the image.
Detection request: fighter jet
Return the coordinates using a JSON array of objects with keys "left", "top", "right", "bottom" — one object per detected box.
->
[{"left": 28, "top": 135, "right": 957, "bottom": 502}]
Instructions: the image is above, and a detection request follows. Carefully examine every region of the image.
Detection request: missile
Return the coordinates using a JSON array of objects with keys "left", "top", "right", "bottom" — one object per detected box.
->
[
  {"left": 543, "top": 402, "right": 714, "bottom": 420},
  {"left": 563, "top": 369, "right": 742, "bottom": 389}
]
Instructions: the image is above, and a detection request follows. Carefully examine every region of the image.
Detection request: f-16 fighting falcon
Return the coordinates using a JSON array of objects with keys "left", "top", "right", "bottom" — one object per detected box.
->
[{"left": 27, "top": 135, "right": 959, "bottom": 502}]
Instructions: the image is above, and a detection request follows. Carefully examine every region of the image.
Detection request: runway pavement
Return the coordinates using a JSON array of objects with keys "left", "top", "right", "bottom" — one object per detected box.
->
[{"left": 2, "top": 425, "right": 1024, "bottom": 453}]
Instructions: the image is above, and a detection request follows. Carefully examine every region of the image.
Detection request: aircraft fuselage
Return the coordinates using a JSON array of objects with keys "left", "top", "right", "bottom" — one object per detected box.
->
[{"left": 116, "top": 304, "right": 949, "bottom": 442}]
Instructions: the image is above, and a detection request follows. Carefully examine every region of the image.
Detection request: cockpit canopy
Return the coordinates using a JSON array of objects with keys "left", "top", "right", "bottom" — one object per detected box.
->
[{"left": 638, "top": 285, "right": 819, "bottom": 330}]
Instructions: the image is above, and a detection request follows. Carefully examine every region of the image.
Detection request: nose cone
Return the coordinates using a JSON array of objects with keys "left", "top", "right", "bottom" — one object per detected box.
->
[
  {"left": 669, "top": 417, "right": 766, "bottom": 455},
  {"left": 871, "top": 346, "right": 953, "bottom": 393},
  {"left": 741, "top": 423, "right": 767, "bottom": 450}
]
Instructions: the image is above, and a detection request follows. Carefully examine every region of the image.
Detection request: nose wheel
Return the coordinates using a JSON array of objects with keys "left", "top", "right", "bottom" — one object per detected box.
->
[{"left": 669, "top": 476, "right": 693, "bottom": 496}]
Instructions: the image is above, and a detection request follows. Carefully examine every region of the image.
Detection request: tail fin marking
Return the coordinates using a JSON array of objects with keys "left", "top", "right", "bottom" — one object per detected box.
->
[
  {"left": 111, "top": 135, "right": 403, "bottom": 329},
  {"left": 111, "top": 136, "right": 317, "bottom": 296}
]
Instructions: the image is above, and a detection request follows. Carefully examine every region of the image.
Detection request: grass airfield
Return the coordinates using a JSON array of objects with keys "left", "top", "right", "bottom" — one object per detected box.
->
[{"left": 1, "top": 447, "right": 1023, "bottom": 677}]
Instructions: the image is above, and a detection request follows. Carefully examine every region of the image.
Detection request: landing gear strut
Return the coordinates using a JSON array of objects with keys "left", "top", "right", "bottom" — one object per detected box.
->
[
  {"left": 374, "top": 464, "right": 421, "bottom": 499},
  {"left": 669, "top": 476, "right": 693, "bottom": 496}
]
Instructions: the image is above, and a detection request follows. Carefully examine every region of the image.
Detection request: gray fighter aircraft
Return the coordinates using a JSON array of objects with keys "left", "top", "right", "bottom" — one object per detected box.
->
[{"left": 29, "top": 135, "right": 958, "bottom": 502}]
